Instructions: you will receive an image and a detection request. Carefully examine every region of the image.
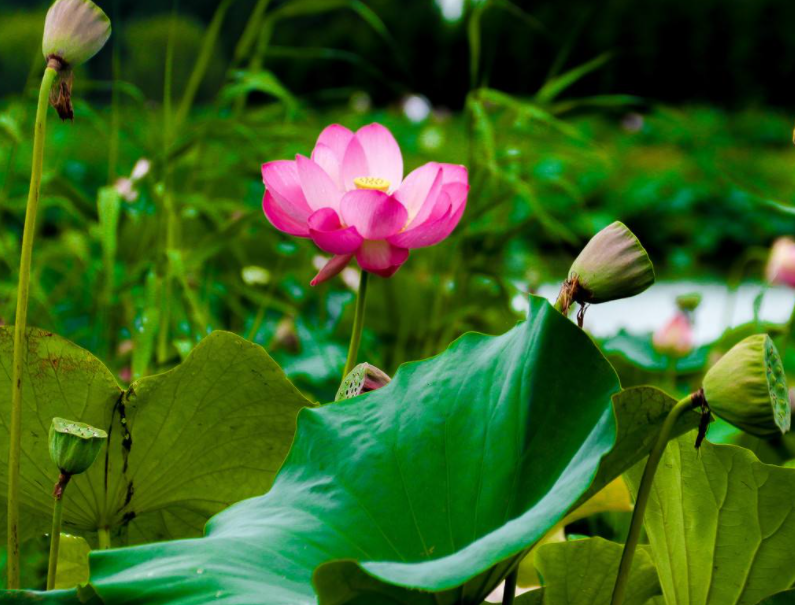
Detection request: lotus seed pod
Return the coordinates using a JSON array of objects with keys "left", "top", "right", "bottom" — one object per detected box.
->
[
  {"left": 49, "top": 417, "right": 107, "bottom": 476},
  {"left": 676, "top": 292, "right": 702, "bottom": 313},
  {"left": 42, "top": 0, "right": 111, "bottom": 68},
  {"left": 568, "top": 221, "right": 655, "bottom": 304},
  {"left": 703, "top": 335, "right": 790, "bottom": 437},
  {"left": 335, "top": 363, "right": 391, "bottom": 401}
]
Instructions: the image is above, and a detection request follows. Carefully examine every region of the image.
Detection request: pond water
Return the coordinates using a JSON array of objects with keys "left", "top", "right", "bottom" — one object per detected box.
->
[{"left": 511, "top": 281, "right": 795, "bottom": 344}]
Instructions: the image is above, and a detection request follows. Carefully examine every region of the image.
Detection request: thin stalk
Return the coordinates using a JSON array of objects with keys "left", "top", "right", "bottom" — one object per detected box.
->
[
  {"left": 7, "top": 65, "right": 58, "bottom": 589},
  {"left": 610, "top": 393, "right": 698, "bottom": 605},
  {"left": 97, "top": 526, "right": 112, "bottom": 550},
  {"left": 342, "top": 271, "right": 369, "bottom": 380},
  {"left": 778, "top": 300, "right": 795, "bottom": 358},
  {"left": 46, "top": 473, "right": 71, "bottom": 591},
  {"left": 157, "top": 1, "right": 178, "bottom": 366},
  {"left": 502, "top": 569, "right": 517, "bottom": 605}
]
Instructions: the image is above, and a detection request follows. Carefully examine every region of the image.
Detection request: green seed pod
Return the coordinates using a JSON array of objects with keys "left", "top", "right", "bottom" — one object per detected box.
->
[
  {"left": 703, "top": 335, "right": 791, "bottom": 437},
  {"left": 49, "top": 417, "right": 107, "bottom": 476},
  {"left": 335, "top": 363, "right": 391, "bottom": 402},
  {"left": 676, "top": 292, "right": 702, "bottom": 313},
  {"left": 42, "top": 0, "right": 111, "bottom": 67},
  {"left": 568, "top": 221, "right": 655, "bottom": 305}
]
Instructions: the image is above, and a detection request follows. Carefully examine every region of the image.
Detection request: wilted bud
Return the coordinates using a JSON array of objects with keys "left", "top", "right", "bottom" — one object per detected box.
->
[
  {"left": 335, "top": 363, "right": 391, "bottom": 401},
  {"left": 42, "top": 0, "right": 111, "bottom": 68},
  {"left": 703, "top": 334, "right": 790, "bottom": 437},
  {"left": 766, "top": 238, "right": 795, "bottom": 288},
  {"left": 652, "top": 312, "right": 694, "bottom": 358},
  {"left": 559, "top": 222, "right": 655, "bottom": 315},
  {"left": 49, "top": 417, "right": 107, "bottom": 476}
]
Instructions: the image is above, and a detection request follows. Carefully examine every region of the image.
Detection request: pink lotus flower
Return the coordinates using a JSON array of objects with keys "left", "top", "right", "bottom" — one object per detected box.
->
[
  {"left": 261, "top": 123, "right": 468, "bottom": 285},
  {"left": 653, "top": 311, "right": 694, "bottom": 358},
  {"left": 766, "top": 237, "right": 795, "bottom": 288}
]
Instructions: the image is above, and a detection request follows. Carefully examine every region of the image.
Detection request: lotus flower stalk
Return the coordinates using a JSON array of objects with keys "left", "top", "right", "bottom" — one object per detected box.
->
[{"left": 6, "top": 0, "right": 109, "bottom": 587}]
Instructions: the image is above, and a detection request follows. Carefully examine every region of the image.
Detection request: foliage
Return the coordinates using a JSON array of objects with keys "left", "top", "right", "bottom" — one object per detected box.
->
[
  {"left": 2, "top": 0, "right": 795, "bottom": 601},
  {"left": 0, "top": 328, "right": 309, "bottom": 548}
]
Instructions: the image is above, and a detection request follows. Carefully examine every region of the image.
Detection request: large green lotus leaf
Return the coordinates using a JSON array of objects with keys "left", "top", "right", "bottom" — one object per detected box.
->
[
  {"left": 44, "top": 296, "right": 621, "bottom": 605},
  {"left": 626, "top": 432, "right": 795, "bottom": 605},
  {"left": 0, "top": 329, "right": 309, "bottom": 547},
  {"left": 516, "top": 386, "right": 699, "bottom": 588},
  {"left": 534, "top": 537, "right": 661, "bottom": 605}
]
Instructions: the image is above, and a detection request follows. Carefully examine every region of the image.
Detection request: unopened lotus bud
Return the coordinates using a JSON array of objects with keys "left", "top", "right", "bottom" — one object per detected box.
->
[
  {"left": 42, "top": 0, "right": 111, "bottom": 121},
  {"left": 49, "top": 417, "right": 107, "bottom": 476},
  {"left": 652, "top": 312, "right": 694, "bottom": 358},
  {"left": 766, "top": 238, "right": 795, "bottom": 288},
  {"left": 703, "top": 335, "right": 790, "bottom": 437},
  {"left": 335, "top": 363, "right": 391, "bottom": 401},
  {"left": 566, "top": 221, "right": 655, "bottom": 308},
  {"left": 42, "top": 0, "right": 111, "bottom": 68}
]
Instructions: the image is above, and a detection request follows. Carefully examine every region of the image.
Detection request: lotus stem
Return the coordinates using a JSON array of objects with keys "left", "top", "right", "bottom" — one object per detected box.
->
[
  {"left": 7, "top": 64, "right": 58, "bottom": 589},
  {"left": 98, "top": 526, "right": 112, "bottom": 550},
  {"left": 342, "top": 271, "right": 369, "bottom": 380},
  {"left": 610, "top": 393, "right": 698, "bottom": 605},
  {"left": 46, "top": 472, "right": 71, "bottom": 590},
  {"left": 502, "top": 568, "right": 518, "bottom": 605}
]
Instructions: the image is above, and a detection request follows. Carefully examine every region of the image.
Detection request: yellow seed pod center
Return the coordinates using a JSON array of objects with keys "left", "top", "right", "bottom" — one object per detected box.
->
[{"left": 354, "top": 176, "right": 390, "bottom": 192}]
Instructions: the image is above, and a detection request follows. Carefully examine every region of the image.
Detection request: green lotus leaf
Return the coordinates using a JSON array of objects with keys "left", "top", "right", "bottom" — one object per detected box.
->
[
  {"left": 516, "top": 385, "right": 699, "bottom": 588},
  {"left": 35, "top": 296, "right": 620, "bottom": 604},
  {"left": 0, "top": 328, "right": 309, "bottom": 547},
  {"left": 534, "top": 537, "right": 661, "bottom": 605},
  {"left": 54, "top": 534, "right": 91, "bottom": 590},
  {"left": 626, "top": 432, "right": 795, "bottom": 605}
]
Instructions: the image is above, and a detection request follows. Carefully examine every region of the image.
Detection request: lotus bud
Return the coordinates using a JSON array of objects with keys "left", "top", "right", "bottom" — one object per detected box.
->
[
  {"left": 49, "top": 417, "right": 107, "bottom": 477},
  {"left": 42, "top": 0, "right": 111, "bottom": 68},
  {"left": 766, "top": 238, "right": 795, "bottom": 288},
  {"left": 558, "top": 221, "right": 655, "bottom": 316},
  {"left": 702, "top": 334, "right": 791, "bottom": 437},
  {"left": 41, "top": 0, "right": 111, "bottom": 121},
  {"left": 652, "top": 312, "right": 694, "bottom": 358},
  {"left": 335, "top": 363, "right": 391, "bottom": 401}
]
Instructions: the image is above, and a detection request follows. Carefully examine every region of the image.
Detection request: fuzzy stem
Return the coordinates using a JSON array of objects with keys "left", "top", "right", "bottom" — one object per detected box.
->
[
  {"left": 46, "top": 473, "right": 71, "bottom": 591},
  {"left": 7, "top": 65, "right": 57, "bottom": 589},
  {"left": 342, "top": 271, "right": 369, "bottom": 380},
  {"left": 97, "top": 526, "right": 112, "bottom": 550},
  {"left": 610, "top": 393, "right": 697, "bottom": 605},
  {"left": 502, "top": 569, "right": 518, "bottom": 605}
]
